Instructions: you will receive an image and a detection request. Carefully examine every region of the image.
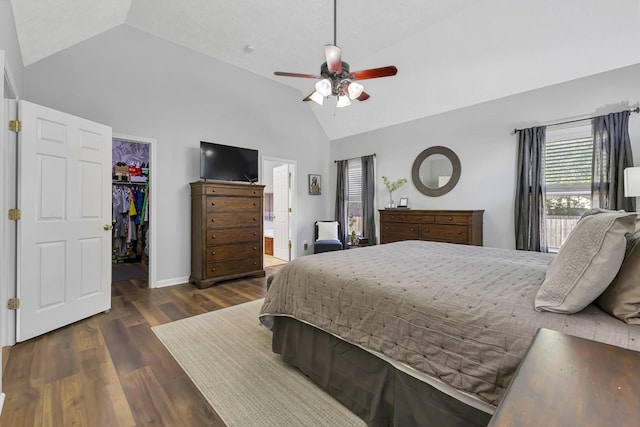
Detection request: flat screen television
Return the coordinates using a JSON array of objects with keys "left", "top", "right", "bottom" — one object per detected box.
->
[{"left": 200, "top": 141, "right": 259, "bottom": 183}]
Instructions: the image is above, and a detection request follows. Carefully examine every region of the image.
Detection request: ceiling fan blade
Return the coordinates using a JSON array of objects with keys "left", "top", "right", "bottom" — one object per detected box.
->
[
  {"left": 274, "top": 71, "right": 322, "bottom": 79},
  {"left": 356, "top": 91, "right": 370, "bottom": 101},
  {"left": 324, "top": 45, "right": 342, "bottom": 73},
  {"left": 349, "top": 66, "right": 398, "bottom": 80}
]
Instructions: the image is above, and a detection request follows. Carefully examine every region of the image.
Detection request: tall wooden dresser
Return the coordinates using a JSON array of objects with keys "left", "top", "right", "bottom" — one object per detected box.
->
[
  {"left": 190, "top": 181, "right": 265, "bottom": 288},
  {"left": 379, "top": 209, "right": 484, "bottom": 246}
]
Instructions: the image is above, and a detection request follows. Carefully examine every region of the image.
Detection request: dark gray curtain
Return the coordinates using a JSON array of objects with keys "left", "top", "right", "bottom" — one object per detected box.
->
[
  {"left": 592, "top": 111, "right": 636, "bottom": 212},
  {"left": 361, "top": 155, "right": 377, "bottom": 245},
  {"left": 514, "top": 126, "right": 548, "bottom": 252},
  {"left": 335, "top": 160, "right": 348, "bottom": 246}
]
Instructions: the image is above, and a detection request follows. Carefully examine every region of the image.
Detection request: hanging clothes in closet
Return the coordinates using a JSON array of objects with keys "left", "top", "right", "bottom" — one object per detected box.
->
[{"left": 112, "top": 183, "right": 149, "bottom": 263}]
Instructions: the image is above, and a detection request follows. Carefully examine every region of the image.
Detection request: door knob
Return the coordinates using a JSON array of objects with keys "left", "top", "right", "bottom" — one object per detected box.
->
[{"left": 103, "top": 224, "right": 113, "bottom": 230}]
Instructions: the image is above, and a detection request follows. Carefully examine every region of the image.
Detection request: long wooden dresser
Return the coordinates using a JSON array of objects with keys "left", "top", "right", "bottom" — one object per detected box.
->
[
  {"left": 190, "top": 181, "right": 265, "bottom": 288},
  {"left": 379, "top": 209, "right": 484, "bottom": 246}
]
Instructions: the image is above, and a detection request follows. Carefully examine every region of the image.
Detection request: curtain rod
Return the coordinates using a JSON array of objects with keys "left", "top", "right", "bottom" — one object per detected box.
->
[
  {"left": 334, "top": 153, "right": 376, "bottom": 163},
  {"left": 513, "top": 107, "right": 640, "bottom": 134}
]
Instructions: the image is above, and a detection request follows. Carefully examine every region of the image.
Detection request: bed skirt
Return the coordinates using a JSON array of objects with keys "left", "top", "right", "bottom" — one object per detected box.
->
[{"left": 272, "top": 316, "right": 491, "bottom": 427}]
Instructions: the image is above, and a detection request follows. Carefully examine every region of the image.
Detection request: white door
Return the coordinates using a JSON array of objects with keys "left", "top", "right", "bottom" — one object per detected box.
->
[
  {"left": 273, "top": 164, "right": 291, "bottom": 261},
  {"left": 17, "top": 100, "right": 112, "bottom": 342}
]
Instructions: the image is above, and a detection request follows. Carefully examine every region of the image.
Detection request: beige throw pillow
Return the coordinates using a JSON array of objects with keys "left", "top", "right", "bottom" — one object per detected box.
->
[
  {"left": 535, "top": 212, "right": 637, "bottom": 313},
  {"left": 316, "top": 221, "right": 339, "bottom": 241},
  {"left": 596, "top": 232, "right": 640, "bottom": 323}
]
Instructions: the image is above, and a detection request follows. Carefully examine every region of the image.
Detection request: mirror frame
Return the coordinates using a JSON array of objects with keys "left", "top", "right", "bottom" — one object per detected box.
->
[{"left": 411, "top": 146, "right": 461, "bottom": 197}]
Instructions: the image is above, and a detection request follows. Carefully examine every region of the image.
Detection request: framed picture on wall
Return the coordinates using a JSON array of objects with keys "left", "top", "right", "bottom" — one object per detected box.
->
[
  {"left": 309, "top": 174, "right": 321, "bottom": 195},
  {"left": 398, "top": 198, "right": 409, "bottom": 207}
]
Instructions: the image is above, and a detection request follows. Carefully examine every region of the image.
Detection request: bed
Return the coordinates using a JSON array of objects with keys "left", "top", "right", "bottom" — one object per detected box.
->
[{"left": 259, "top": 213, "right": 640, "bottom": 426}]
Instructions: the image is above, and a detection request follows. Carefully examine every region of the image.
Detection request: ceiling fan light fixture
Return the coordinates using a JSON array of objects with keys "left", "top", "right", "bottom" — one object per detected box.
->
[
  {"left": 315, "top": 79, "right": 333, "bottom": 97},
  {"left": 347, "top": 81, "right": 364, "bottom": 99},
  {"left": 309, "top": 91, "right": 324, "bottom": 105},
  {"left": 336, "top": 95, "right": 351, "bottom": 108}
]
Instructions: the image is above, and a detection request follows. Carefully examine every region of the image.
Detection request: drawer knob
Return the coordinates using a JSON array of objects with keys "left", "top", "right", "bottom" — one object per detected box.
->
[
  {"left": 457, "top": 231, "right": 462, "bottom": 235},
  {"left": 253, "top": 217, "right": 257, "bottom": 221},
  {"left": 253, "top": 261, "right": 257, "bottom": 265},
  {"left": 253, "top": 232, "right": 257, "bottom": 236},
  {"left": 211, "top": 218, "right": 215, "bottom": 223},
  {"left": 253, "top": 202, "right": 256, "bottom": 206},
  {"left": 211, "top": 267, "right": 216, "bottom": 272},
  {"left": 411, "top": 228, "right": 415, "bottom": 232},
  {"left": 448, "top": 216, "right": 453, "bottom": 221},
  {"left": 211, "top": 235, "right": 216, "bottom": 239},
  {"left": 391, "top": 215, "right": 395, "bottom": 219},
  {"left": 211, "top": 202, "right": 216, "bottom": 206},
  {"left": 417, "top": 217, "right": 421, "bottom": 221},
  {"left": 253, "top": 246, "right": 257, "bottom": 250},
  {"left": 425, "top": 228, "right": 429, "bottom": 233},
  {"left": 385, "top": 226, "right": 389, "bottom": 230}
]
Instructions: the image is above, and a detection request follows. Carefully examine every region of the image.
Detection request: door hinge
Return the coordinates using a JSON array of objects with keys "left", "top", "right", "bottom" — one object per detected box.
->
[
  {"left": 8, "top": 208, "right": 21, "bottom": 220},
  {"left": 9, "top": 120, "right": 21, "bottom": 132},
  {"left": 288, "top": 241, "right": 292, "bottom": 249},
  {"left": 288, "top": 207, "right": 292, "bottom": 213},
  {"left": 7, "top": 298, "right": 20, "bottom": 310}
]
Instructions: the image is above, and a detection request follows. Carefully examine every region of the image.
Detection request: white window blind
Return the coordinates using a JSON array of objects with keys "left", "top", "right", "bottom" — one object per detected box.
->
[
  {"left": 545, "top": 123, "right": 593, "bottom": 193},
  {"left": 347, "top": 159, "right": 362, "bottom": 200}
]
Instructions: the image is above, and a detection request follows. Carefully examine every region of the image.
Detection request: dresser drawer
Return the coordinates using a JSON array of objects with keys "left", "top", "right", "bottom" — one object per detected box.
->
[
  {"left": 206, "top": 227, "right": 261, "bottom": 245},
  {"left": 205, "top": 186, "right": 262, "bottom": 198},
  {"left": 205, "top": 257, "right": 262, "bottom": 278},
  {"left": 206, "top": 196, "right": 261, "bottom": 211},
  {"left": 435, "top": 215, "right": 470, "bottom": 224},
  {"left": 381, "top": 222, "right": 420, "bottom": 239},
  {"left": 380, "top": 212, "right": 435, "bottom": 223},
  {"left": 206, "top": 211, "right": 261, "bottom": 228},
  {"left": 421, "top": 224, "right": 468, "bottom": 242},
  {"left": 205, "top": 242, "right": 261, "bottom": 262}
]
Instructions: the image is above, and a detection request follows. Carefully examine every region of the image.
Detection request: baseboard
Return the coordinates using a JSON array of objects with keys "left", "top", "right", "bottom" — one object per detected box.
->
[
  {"left": 0, "top": 392, "right": 5, "bottom": 415},
  {"left": 154, "top": 276, "right": 190, "bottom": 288}
]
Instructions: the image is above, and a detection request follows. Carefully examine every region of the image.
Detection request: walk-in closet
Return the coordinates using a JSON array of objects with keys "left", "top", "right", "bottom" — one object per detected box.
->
[{"left": 112, "top": 138, "right": 150, "bottom": 284}]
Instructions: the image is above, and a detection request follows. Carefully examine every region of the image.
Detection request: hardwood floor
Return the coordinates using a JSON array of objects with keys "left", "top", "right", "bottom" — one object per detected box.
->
[{"left": 1, "top": 265, "right": 283, "bottom": 427}]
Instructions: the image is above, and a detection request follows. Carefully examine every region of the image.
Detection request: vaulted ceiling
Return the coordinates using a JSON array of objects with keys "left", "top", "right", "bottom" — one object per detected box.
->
[{"left": 9, "top": 0, "right": 640, "bottom": 140}]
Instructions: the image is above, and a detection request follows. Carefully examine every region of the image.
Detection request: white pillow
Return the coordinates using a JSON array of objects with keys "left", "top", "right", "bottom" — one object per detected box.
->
[
  {"left": 316, "top": 221, "right": 339, "bottom": 241},
  {"left": 534, "top": 211, "right": 637, "bottom": 313}
]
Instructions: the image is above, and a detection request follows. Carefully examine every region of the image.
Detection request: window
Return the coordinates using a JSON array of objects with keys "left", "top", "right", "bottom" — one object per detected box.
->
[
  {"left": 545, "top": 123, "right": 593, "bottom": 250},
  {"left": 264, "top": 193, "right": 274, "bottom": 221},
  {"left": 346, "top": 159, "right": 363, "bottom": 236}
]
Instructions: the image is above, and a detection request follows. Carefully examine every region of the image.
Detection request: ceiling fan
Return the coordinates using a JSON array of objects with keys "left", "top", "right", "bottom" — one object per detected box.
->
[{"left": 274, "top": 0, "right": 398, "bottom": 108}]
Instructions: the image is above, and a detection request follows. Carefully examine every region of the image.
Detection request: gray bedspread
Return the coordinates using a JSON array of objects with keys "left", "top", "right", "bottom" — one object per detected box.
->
[{"left": 259, "top": 241, "right": 640, "bottom": 406}]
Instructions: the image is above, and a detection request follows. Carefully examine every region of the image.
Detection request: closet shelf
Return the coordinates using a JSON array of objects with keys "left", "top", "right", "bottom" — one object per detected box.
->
[{"left": 112, "top": 180, "right": 147, "bottom": 186}]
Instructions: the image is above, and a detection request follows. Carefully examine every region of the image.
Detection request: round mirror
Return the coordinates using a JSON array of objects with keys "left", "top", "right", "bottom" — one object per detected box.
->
[{"left": 411, "top": 146, "right": 461, "bottom": 197}]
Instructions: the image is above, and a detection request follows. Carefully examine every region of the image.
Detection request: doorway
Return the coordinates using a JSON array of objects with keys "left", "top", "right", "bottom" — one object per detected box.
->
[
  {"left": 111, "top": 135, "right": 156, "bottom": 287},
  {"left": 262, "top": 157, "right": 296, "bottom": 266}
]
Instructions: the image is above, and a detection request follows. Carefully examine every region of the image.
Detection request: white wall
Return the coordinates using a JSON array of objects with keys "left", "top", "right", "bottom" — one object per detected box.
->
[
  {"left": 23, "top": 25, "right": 331, "bottom": 285},
  {"left": 331, "top": 63, "right": 640, "bottom": 249},
  {"left": 0, "top": 0, "right": 23, "bottom": 96}
]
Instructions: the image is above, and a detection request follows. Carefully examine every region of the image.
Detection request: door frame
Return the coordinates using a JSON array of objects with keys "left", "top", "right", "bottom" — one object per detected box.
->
[
  {"left": 1, "top": 50, "right": 19, "bottom": 349},
  {"left": 262, "top": 156, "right": 297, "bottom": 260},
  {"left": 112, "top": 133, "right": 158, "bottom": 288}
]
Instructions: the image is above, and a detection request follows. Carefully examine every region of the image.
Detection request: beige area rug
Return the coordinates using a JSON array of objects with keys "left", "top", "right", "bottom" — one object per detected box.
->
[{"left": 152, "top": 299, "right": 365, "bottom": 427}]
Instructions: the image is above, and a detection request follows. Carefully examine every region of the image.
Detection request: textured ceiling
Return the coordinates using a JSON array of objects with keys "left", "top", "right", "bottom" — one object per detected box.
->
[{"left": 10, "top": 0, "right": 640, "bottom": 140}]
